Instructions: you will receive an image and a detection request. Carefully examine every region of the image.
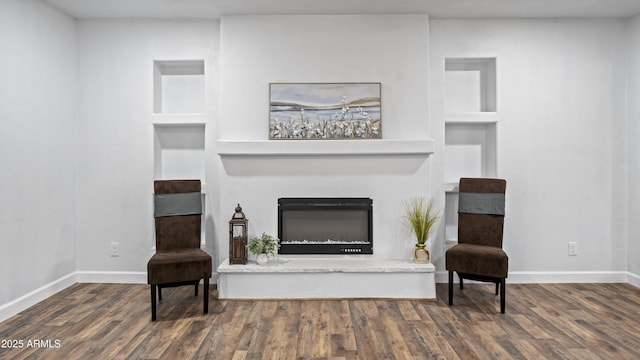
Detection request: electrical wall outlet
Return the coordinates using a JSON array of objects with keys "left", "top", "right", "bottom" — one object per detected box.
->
[
  {"left": 568, "top": 242, "right": 577, "bottom": 256},
  {"left": 110, "top": 242, "right": 120, "bottom": 257}
]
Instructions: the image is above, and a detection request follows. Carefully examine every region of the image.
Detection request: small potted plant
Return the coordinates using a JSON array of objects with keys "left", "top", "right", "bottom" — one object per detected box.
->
[
  {"left": 247, "top": 232, "right": 280, "bottom": 265},
  {"left": 404, "top": 197, "right": 440, "bottom": 263}
]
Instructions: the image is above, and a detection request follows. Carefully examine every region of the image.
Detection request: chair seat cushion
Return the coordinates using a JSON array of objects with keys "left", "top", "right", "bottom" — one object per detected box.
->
[
  {"left": 147, "top": 249, "right": 212, "bottom": 284},
  {"left": 446, "top": 243, "right": 508, "bottom": 278}
]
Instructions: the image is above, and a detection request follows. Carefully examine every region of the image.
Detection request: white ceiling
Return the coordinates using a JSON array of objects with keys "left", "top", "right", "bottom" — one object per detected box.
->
[{"left": 45, "top": 0, "right": 640, "bottom": 20}]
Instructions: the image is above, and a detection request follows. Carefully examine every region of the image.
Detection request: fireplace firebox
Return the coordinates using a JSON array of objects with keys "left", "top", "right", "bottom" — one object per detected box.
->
[{"left": 278, "top": 198, "right": 373, "bottom": 255}]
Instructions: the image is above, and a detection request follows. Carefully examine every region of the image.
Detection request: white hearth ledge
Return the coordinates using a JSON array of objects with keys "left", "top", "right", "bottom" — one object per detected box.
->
[
  {"left": 216, "top": 139, "right": 434, "bottom": 156},
  {"left": 217, "top": 258, "right": 435, "bottom": 299}
]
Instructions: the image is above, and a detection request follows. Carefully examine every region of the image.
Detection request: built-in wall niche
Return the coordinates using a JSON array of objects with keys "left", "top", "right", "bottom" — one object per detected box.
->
[
  {"left": 153, "top": 60, "right": 205, "bottom": 114},
  {"left": 444, "top": 123, "right": 497, "bottom": 185},
  {"left": 444, "top": 122, "right": 497, "bottom": 244},
  {"left": 445, "top": 58, "right": 496, "bottom": 113},
  {"left": 444, "top": 192, "right": 459, "bottom": 243},
  {"left": 153, "top": 124, "right": 205, "bottom": 182}
]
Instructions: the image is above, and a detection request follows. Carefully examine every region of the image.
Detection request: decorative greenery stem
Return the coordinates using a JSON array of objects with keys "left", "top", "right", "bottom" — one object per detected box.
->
[{"left": 404, "top": 197, "right": 440, "bottom": 245}]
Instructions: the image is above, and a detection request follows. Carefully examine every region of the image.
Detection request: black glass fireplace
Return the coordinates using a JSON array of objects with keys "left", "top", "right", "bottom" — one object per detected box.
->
[{"left": 278, "top": 198, "right": 373, "bottom": 255}]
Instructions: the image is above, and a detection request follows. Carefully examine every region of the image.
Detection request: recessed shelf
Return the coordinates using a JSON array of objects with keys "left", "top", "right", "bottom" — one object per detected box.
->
[
  {"left": 444, "top": 123, "right": 496, "bottom": 183},
  {"left": 153, "top": 60, "right": 205, "bottom": 114},
  {"left": 216, "top": 139, "right": 435, "bottom": 157},
  {"left": 444, "top": 112, "right": 498, "bottom": 124},
  {"left": 444, "top": 191, "right": 459, "bottom": 244},
  {"left": 445, "top": 57, "right": 496, "bottom": 113},
  {"left": 151, "top": 113, "right": 207, "bottom": 125},
  {"left": 444, "top": 182, "right": 459, "bottom": 193},
  {"left": 153, "top": 124, "right": 205, "bottom": 182}
]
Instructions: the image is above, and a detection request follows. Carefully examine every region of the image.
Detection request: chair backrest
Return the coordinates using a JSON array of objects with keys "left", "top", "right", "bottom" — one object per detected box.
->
[
  {"left": 458, "top": 178, "right": 506, "bottom": 248},
  {"left": 154, "top": 180, "right": 202, "bottom": 251}
]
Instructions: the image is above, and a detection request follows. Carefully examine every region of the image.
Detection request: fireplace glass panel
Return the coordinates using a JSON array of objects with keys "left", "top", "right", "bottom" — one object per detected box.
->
[
  {"left": 282, "top": 210, "right": 369, "bottom": 244},
  {"left": 278, "top": 198, "right": 373, "bottom": 255}
]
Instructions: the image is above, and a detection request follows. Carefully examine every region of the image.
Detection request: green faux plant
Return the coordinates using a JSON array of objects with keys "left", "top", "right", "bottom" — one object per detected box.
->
[
  {"left": 247, "top": 232, "right": 280, "bottom": 256},
  {"left": 404, "top": 197, "right": 441, "bottom": 245}
]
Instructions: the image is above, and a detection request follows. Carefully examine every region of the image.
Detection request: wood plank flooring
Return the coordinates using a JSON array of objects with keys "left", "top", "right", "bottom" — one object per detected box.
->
[{"left": 1, "top": 282, "right": 639, "bottom": 359}]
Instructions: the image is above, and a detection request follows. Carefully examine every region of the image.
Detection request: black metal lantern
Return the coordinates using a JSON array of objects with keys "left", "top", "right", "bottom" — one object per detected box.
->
[{"left": 229, "top": 204, "right": 248, "bottom": 264}]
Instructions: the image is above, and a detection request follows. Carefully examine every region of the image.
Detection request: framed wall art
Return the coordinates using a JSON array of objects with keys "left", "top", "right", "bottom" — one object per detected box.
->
[{"left": 269, "top": 83, "right": 381, "bottom": 140}]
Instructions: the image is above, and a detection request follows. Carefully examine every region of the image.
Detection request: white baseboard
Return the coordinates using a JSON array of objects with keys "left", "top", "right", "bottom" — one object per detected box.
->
[
  {"left": 627, "top": 272, "right": 640, "bottom": 288},
  {"left": 0, "top": 272, "right": 77, "bottom": 323},
  {"left": 74, "top": 271, "right": 219, "bottom": 286},
  {"left": 436, "top": 270, "right": 629, "bottom": 284},
  {"left": 75, "top": 271, "right": 147, "bottom": 284}
]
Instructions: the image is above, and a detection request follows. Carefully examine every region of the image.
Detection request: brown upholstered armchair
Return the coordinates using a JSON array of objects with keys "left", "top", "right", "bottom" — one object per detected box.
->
[
  {"left": 446, "top": 178, "right": 508, "bottom": 313},
  {"left": 147, "top": 180, "right": 212, "bottom": 321}
]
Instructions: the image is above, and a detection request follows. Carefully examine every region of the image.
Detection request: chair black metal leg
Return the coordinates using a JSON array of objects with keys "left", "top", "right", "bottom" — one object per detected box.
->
[
  {"left": 195, "top": 283, "right": 199, "bottom": 297},
  {"left": 151, "top": 285, "right": 157, "bottom": 321},
  {"left": 495, "top": 281, "right": 500, "bottom": 295},
  {"left": 158, "top": 287, "right": 162, "bottom": 301},
  {"left": 203, "top": 278, "right": 209, "bottom": 314},
  {"left": 448, "top": 271, "right": 454, "bottom": 306},
  {"left": 500, "top": 279, "right": 506, "bottom": 314},
  {"left": 459, "top": 274, "right": 464, "bottom": 290}
]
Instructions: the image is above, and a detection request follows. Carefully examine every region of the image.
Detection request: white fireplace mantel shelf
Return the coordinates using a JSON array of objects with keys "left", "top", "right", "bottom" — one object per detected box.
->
[{"left": 216, "top": 139, "right": 434, "bottom": 156}]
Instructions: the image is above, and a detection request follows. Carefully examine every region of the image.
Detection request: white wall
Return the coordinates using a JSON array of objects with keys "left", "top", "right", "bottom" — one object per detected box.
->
[
  {"left": 430, "top": 19, "right": 629, "bottom": 279},
  {"left": 76, "top": 19, "right": 220, "bottom": 277},
  {"left": 628, "top": 14, "right": 640, "bottom": 282},
  {"left": 0, "top": 0, "right": 77, "bottom": 310},
  {"left": 218, "top": 15, "right": 433, "bottom": 262}
]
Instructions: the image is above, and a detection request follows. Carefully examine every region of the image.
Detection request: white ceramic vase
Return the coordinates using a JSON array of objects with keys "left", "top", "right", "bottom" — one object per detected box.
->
[{"left": 256, "top": 253, "right": 268, "bottom": 265}]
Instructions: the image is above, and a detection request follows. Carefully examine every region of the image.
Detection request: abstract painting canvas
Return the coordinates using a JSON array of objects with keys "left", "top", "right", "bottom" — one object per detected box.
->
[{"left": 269, "top": 83, "right": 381, "bottom": 140}]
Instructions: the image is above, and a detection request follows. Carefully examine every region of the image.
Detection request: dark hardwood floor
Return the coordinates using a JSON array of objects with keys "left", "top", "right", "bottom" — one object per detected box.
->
[{"left": 1, "top": 282, "right": 639, "bottom": 359}]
